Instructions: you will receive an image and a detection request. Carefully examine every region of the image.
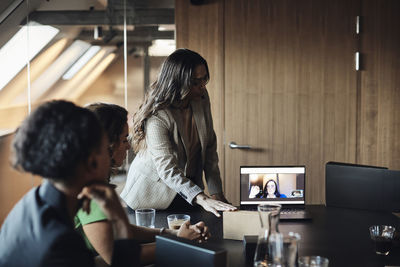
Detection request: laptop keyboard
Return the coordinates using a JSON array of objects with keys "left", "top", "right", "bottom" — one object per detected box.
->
[
  {"left": 241, "top": 207, "right": 306, "bottom": 215},
  {"left": 280, "top": 209, "right": 306, "bottom": 215}
]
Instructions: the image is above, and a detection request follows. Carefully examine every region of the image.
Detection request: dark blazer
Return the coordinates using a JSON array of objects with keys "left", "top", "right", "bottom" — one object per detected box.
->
[{"left": 0, "top": 181, "right": 140, "bottom": 267}]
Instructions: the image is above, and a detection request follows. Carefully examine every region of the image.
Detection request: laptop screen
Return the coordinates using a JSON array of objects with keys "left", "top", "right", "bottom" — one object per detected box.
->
[{"left": 240, "top": 166, "right": 306, "bottom": 206}]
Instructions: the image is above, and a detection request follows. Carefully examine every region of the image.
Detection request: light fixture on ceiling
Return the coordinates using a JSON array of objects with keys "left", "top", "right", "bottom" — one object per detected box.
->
[
  {"left": 148, "top": 39, "right": 176, "bottom": 57},
  {"left": 0, "top": 21, "right": 59, "bottom": 91},
  {"left": 94, "top": 26, "right": 103, "bottom": 40},
  {"left": 158, "top": 24, "right": 175, "bottom": 31}
]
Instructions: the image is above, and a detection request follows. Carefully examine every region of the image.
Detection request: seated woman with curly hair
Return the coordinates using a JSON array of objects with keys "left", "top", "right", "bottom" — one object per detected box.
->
[{"left": 0, "top": 100, "right": 140, "bottom": 267}]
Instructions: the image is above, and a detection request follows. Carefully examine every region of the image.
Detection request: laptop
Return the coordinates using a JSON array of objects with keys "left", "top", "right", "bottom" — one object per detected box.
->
[
  {"left": 155, "top": 234, "right": 227, "bottom": 267},
  {"left": 239, "top": 165, "right": 311, "bottom": 220}
]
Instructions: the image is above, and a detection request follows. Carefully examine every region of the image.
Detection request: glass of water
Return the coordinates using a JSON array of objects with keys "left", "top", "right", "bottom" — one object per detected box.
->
[{"left": 135, "top": 208, "right": 155, "bottom": 228}]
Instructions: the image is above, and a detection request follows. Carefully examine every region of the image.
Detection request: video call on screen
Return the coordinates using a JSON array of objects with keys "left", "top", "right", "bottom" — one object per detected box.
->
[{"left": 240, "top": 171, "right": 305, "bottom": 203}]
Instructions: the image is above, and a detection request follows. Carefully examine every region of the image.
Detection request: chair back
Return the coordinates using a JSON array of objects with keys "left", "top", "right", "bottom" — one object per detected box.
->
[{"left": 325, "top": 161, "right": 390, "bottom": 211}]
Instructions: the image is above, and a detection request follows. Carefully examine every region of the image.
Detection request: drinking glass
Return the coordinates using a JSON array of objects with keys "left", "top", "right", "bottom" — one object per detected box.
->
[
  {"left": 167, "top": 214, "right": 190, "bottom": 230},
  {"left": 298, "top": 256, "right": 329, "bottom": 267},
  {"left": 135, "top": 208, "right": 155, "bottom": 228},
  {"left": 369, "top": 225, "right": 396, "bottom": 255},
  {"left": 282, "top": 232, "right": 301, "bottom": 267}
]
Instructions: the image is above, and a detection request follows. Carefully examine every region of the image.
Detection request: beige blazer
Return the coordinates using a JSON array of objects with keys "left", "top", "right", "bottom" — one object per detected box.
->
[{"left": 120, "top": 90, "right": 223, "bottom": 209}]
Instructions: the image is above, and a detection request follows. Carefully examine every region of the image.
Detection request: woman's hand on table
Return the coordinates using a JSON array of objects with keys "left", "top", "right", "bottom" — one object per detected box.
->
[
  {"left": 210, "top": 192, "right": 232, "bottom": 204},
  {"left": 177, "top": 221, "right": 210, "bottom": 242},
  {"left": 195, "top": 193, "right": 237, "bottom": 217}
]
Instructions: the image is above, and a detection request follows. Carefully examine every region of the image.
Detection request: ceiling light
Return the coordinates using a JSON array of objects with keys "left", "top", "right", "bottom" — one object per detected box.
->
[
  {"left": 0, "top": 38, "right": 68, "bottom": 108},
  {"left": 158, "top": 25, "right": 175, "bottom": 31},
  {"left": 62, "top": 45, "right": 101, "bottom": 80},
  {"left": 48, "top": 47, "right": 115, "bottom": 100},
  {"left": 0, "top": 22, "right": 59, "bottom": 91},
  {"left": 12, "top": 40, "right": 91, "bottom": 104},
  {"left": 148, "top": 39, "right": 175, "bottom": 57},
  {"left": 94, "top": 26, "right": 103, "bottom": 40},
  {"left": 71, "top": 53, "right": 117, "bottom": 99}
]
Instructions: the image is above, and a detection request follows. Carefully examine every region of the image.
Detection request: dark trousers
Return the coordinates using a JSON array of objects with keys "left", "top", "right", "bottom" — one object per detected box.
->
[
  {"left": 125, "top": 193, "right": 201, "bottom": 214},
  {"left": 165, "top": 193, "right": 201, "bottom": 212}
]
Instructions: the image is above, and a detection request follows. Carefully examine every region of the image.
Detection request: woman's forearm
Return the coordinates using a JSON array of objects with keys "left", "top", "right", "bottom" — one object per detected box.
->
[{"left": 129, "top": 224, "right": 177, "bottom": 242}]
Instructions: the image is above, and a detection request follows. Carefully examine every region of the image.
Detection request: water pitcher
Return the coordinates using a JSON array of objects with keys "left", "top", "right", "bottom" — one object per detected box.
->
[{"left": 254, "top": 204, "right": 283, "bottom": 267}]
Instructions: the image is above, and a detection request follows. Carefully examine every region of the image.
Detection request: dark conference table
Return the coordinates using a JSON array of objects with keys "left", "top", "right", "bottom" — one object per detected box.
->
[{"left": 127, "top": 205, "right": 400, "bottom": 267}]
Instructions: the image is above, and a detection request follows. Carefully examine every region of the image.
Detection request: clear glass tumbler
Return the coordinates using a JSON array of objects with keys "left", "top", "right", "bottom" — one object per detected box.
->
[
  {"left": 282, "top": 232, "right": 301, "bottom": 267},
  {"left": 135, "top": 208, "right": 155, "bottom": 228},
  {"left": 369, "top": 225, "right": 396, "bottom": 255},
  {"left": 167, "top": 214, "right": 190, "bottom": 230}
]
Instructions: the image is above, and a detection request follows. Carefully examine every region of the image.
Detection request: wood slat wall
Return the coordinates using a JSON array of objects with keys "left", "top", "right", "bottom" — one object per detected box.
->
[
  {"left": 223, "top": 0, "right": 358, "bottom": 204},
  {"left": 175, "top": 0, "right": 226, "bottom": 192},
  {"left": 175, "top": 0, "right": 400, "bottom": 204},
  {"left": 0, "top": 134, "right": 41, "bottom": 224},
  {"left": 358, "top": 0, "right": 400, "bottom": 169}
]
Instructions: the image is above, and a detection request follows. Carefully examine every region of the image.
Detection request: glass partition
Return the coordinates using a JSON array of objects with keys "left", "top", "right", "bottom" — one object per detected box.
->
[
  {"left": 0, "top": 0, "right": 175, "bottom": 132},
  {"left": 0, "top": 0, "right": 176, "bottom": 195}
]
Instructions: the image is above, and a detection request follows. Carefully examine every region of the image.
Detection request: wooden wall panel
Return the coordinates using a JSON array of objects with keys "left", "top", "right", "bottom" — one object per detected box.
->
[
  {"left": 0, "top": 134, "right": 41, "bottom": 225},
  {"left": 224, "top": 0, "right": 358, "bottom": 204},
  {"left": 358, "top": 0, "right": 400, "bottom": 169},
  {"left": 175, "top": 0, "right": 226, "bottom": 194},
  {"left": 175, "top": 0, "right": 400, "bottom": 205}
]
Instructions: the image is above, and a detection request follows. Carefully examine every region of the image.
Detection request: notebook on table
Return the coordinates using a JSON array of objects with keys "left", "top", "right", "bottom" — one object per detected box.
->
[{"left": 239, "top": 165, "right": 311, "bottom": 220}]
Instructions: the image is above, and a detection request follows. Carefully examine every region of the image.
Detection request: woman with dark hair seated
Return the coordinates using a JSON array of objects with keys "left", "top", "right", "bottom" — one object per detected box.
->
[
  {"left": 260, "top": 179, "right": 287, "bottom": 198},
  {"left": 75, "top": 103, "right": 209, "bottom": 265},
  {"left": 0, "top": 100, "right": 139, "bottom": 267}
]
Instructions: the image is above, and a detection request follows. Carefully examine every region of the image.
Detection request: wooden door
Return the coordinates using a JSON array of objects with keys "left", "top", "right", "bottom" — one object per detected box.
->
[{"left": 224, "top": 0, "right": 359, "bottom": 205}]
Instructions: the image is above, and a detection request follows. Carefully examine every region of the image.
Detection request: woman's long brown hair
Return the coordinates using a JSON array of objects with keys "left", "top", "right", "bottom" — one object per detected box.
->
[{"left": 131, "top": 48, "right": 209, "bottom": 152}]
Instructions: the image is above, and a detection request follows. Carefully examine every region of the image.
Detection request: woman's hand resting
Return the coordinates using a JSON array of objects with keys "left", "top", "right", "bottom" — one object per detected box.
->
[
  {"left": 177, "top": 221, "right": 210, "bottom": 243},
  {"left": 195, "top": 193, "right": 237, "bottom": 217}
]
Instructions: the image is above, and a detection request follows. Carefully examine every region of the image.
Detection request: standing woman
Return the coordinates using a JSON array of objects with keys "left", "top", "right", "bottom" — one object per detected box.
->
[{"left": 121, "top": 49, "right": 236, "bottom": 216}]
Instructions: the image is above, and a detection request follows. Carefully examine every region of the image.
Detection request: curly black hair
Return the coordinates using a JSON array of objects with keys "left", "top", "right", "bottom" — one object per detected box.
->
[{"left": 11, "top": 100, "right": 103, "bottom": 183}]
